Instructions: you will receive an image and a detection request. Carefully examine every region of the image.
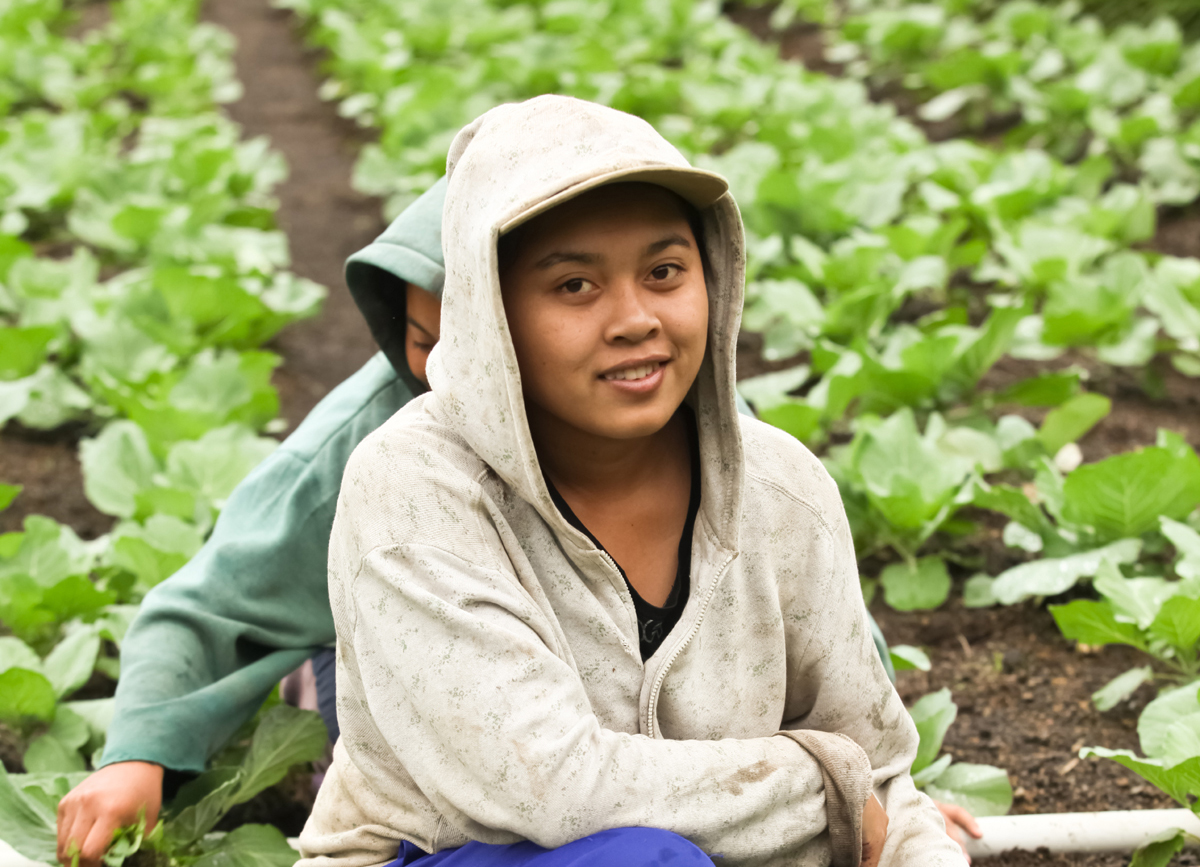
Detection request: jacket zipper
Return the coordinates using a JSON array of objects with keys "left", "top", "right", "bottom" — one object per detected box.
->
[
  {"left": 597, "top": 549, "right": 638, "bottom": 657},
  {"left": 644, "top": 550, "right": 736, "bottom": 739}
]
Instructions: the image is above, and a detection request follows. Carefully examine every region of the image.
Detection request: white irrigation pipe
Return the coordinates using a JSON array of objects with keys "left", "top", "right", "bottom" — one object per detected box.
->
[
  {"left": 5, "top": 810, "right": 1199, "bottom": 867},
  {"left": 965, "top": 809, "right": 1200, "bottom": 858}
]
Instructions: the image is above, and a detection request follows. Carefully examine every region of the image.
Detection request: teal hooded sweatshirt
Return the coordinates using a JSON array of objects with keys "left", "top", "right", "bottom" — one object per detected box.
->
[
  {"left": 101, "top": 176, "right": 894, "bottom": 774},
  {"left": 100, "top": 180, "right": 448, "bottom": 772}
]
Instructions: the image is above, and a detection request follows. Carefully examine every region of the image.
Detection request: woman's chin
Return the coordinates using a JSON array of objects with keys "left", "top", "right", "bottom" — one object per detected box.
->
[{"left": 579, "top": 401, "right": 686, "bottom": 442}]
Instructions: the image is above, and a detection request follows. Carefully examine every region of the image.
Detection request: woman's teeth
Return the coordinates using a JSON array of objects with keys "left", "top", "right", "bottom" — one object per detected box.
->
[{"left": 604, "top": 362, "right": 661, "bottom": 382}]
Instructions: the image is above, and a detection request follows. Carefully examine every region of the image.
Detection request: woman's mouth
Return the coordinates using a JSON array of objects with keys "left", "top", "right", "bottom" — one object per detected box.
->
[{"left": 601, "top": 361, "right": 663, "bottom": 382}]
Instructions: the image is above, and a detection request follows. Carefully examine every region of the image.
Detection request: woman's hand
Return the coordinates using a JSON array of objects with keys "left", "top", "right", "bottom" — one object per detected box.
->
[
  {"left": 56, "top": 761, "right": 163, "bottom": 867},
  {"left": 936, "top": 801, "right": 982, "bottom": 863},
  {"left": 861, "top": 793, "right": 888, "bottom": 867}
]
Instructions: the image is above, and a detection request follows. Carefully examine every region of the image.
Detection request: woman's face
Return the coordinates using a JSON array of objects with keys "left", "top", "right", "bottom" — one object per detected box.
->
[
  {"left": 405, "top": 282, "right": 442, "bottom": 387},
  {"left": 500, "top": 183, "right": 709, "bottom": 443}
]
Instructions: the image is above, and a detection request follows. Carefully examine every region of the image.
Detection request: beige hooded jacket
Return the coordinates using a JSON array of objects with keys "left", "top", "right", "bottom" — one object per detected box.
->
[{"left": 298, "top": 95, "right": 965, "bottom": 867}]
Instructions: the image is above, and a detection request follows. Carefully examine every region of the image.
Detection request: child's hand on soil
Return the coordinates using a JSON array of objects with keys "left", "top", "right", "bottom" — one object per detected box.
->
[
  {"left": 861, "top": 793, "right": 888, "bottom": 867},
  {"left": 935, "top": 801, "right": 982, "bottom": 863},
  {"left": 56, "top": 761, "right": 163, "bottom": 867}
]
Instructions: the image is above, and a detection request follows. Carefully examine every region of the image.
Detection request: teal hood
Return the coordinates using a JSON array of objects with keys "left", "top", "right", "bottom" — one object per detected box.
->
[{"left": 345, "top": 177, "right": 446, "bottom": 385}]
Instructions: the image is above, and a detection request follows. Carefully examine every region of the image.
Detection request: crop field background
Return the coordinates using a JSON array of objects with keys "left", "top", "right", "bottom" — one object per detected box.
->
[{"left": 5, "top": 0, "right": 1200, "bottom": 865}]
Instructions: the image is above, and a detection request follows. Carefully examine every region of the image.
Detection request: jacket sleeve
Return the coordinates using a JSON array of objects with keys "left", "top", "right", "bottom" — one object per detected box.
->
[
  {"left": 335, "top": 538, "right": 875, "bottom": 865},
  {"left": 775, "top": 468, "right": 966, "bottom": 867},
  {"left": 100, "top": 354, "right": 410, "bottom": 773},
  {"left": 99, "top": 451, "right": 339, "bottom": 772}
]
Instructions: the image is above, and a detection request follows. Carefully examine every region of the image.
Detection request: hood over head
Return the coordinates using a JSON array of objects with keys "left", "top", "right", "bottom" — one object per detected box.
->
[
  {"left": 345, "top": 176, "right": 446, "bottom": 387},
  {"left": 428, "top": 95, "right": 748, "bottom": 551}
]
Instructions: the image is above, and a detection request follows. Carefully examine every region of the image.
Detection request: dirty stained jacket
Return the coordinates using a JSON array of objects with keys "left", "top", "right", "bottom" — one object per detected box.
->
[{"left": 299, "top": 96, "right": 964, "bottom": 867}]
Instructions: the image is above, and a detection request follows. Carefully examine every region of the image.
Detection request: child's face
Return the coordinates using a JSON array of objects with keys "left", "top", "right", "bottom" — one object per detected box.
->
[
  {"left": 405, "top": 283, "right": 442, "bottom": 387},
  {"left": 500, "top": 183, "right": 709, "bottom": 443}
]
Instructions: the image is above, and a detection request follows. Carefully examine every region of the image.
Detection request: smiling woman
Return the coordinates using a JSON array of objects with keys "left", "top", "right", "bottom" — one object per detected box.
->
[
  {"left": 499, "top": 184, "right": 708, "bottom": 610},
  {"left": 297, "top": 95, "right": 963, "bottom": 867}
]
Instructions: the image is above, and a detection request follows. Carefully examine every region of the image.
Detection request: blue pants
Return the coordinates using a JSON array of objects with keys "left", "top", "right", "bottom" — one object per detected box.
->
[
  {"left": 387, "top": 827, "right": 712, "bottom": 867},
  {"left": 311, "top": 646, "right": 340, "bottom": 743}
]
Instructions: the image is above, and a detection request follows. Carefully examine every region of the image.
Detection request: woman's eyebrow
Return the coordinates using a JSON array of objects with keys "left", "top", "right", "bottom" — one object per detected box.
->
[
  {"left": 533, "top": 234, "right": 693, "bottom": 270},
  {"left": 534, "top": 250, "right": 600, "bottom": 269},
  {"left": 646, "top": 233, "right": 693, "bottom": 255},
  {"left": 406, "top": 315, "right": 436, "bottom": 337}
]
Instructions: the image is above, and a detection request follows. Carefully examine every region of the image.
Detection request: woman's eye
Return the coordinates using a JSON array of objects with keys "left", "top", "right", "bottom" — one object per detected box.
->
[
  {"left": 650, "top": 264, "right": 681, "bottom": 281},
  {"left": 560, "top": 278, "right": 594, "bottom": 294}
]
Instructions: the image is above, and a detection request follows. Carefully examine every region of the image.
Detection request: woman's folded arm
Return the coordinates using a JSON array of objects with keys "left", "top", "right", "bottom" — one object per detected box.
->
[{"left": 342, "top": 542, "right": 837, "bottom": 863}]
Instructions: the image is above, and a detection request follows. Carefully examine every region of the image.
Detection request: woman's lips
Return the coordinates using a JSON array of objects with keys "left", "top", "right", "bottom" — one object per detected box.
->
[
  {"left": 602, "top": 361, "right": 662, "bottom": 382},
  {"left": 600, "top": 360, "right": 667, "bottom": 394}
]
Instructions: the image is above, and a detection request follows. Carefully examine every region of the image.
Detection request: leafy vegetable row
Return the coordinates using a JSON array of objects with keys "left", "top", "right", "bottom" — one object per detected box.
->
[
  {"left": 739, "top": 0, "right": 1200, "bottom": 851},
  {"left": 759, "top": 0, "right": 1200, "bottom": 206},
  {"left": 2, "top": 0, "right": 324, "bottom": 437},
  {"left": 1, "top": 2, "right": 327, "bottom": 860}
]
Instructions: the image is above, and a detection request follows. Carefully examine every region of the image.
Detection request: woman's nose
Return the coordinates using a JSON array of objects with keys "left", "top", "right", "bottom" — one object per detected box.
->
[{"left": 604, "top": 281, "right": 661, "bottom": 344}]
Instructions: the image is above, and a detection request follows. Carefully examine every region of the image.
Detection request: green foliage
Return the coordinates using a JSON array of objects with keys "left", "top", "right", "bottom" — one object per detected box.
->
[
  {"left": 0, "top": 0, "right": 320, "bottom": 817},
  {"left": 0, "top": 706, "right": 324, "bottom": 867},
  {"left": 889, "top": 644, "right": 932, "bottom": 671},
  {"left": 1062, "top": 435, "right": 1200, "bottom": 540},
  {"left": 908, "top": 688, "right": 1013, "bottom": 816},
  {"left": 1049, "top": 525, "right": 1200, "bottom": 694},
  {"left": 880, "top": 557, "right": 952, "bottom": 612},
  {"left": 1082, "top": 683, "right": 1200, "bottom": 815},
  {"left": 825, "top": 409, "right": 996, "bottom": 559},
  {"left": 1035, "top": 393, "right": 1112, "bottom": 455},
  {"left": 1130, "top": 830, "right": 1187, "bottom": 867},
  {"left": 812, "top": 0, "right": 1200, "bottom": 201},
  {"left": 0, "top": 0, "right": 322, "bottom": 441},
  {"left": 161, "top": 705, "right": 328, "bottom": 850},
  {"left": 972, "top": 432, "right": 1200, "bottom": 606},
  {"left": 0, "top": 764, "right": 61, "bottom": 865}
]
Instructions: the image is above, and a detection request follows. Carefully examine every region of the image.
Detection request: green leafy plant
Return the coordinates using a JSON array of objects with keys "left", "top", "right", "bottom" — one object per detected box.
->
[
  {"left": 1081, "top": 682, "right": 1200, "bottom": 863},
  {"left": 1049, "top": 517, "right": 1200, "bottom": 708},
  {"left": 908, "top": 688, "right": 1013, "bottom": 816},
  {"left": 825, "top": 398, "right": 1108, "bottom": 610},
  {"left": 817, "top": 0, "right": 1200, "bottom": 204},
  {"left": 0, "top": 0, "right": 318, "bottom": 801},
  {"left": 969, "top": 430, "right": 1200, "bottom": 606},
  {"left": 0, "top": 705, "right": 326, "bottom": 867},
  {"left": 823, "top": 409, "right": 981, "bottom": 609}
]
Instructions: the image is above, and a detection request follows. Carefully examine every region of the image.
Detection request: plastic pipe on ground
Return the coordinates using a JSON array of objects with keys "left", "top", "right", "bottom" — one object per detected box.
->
[{"left": 965, "top": 809, "right": 1200, "bottom": 858}]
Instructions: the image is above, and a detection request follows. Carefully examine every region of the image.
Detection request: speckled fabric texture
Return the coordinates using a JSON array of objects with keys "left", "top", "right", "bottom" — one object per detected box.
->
[{"left": 298, "top": 96, "right": 965, "bottom": 867}]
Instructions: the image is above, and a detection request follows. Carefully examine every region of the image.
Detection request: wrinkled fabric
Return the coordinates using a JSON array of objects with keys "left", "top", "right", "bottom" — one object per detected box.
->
[{"left": 301, "top": 96, "right": 962, "bottom": 867}]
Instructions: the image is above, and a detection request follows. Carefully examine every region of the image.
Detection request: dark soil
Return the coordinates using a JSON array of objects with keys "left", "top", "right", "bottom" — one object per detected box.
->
[
  {"left": 0, "top": 424, "right": 111, "bottom": 539},
  {"left": 874, "top": 598, "right": 1188, "bottom": 865},
  {"left": 723, "top": 3, "right": 840, "bottom": 76},
  {"left": 1156, "top": 202, "right": 1200, "bottom": 261}
]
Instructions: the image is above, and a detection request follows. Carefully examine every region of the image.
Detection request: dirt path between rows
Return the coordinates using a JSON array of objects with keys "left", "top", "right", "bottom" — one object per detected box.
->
[{"left": 201, "top": 0, "right": 383, "bottom": 433}]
